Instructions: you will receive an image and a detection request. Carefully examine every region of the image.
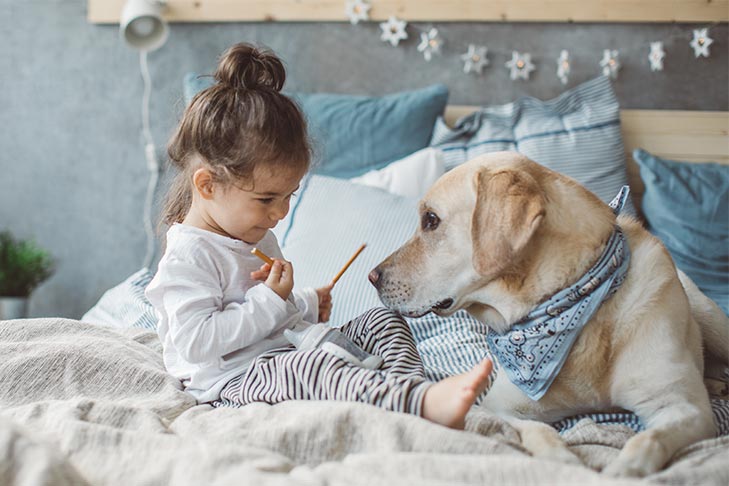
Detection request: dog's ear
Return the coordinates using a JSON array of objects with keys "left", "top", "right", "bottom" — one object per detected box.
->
[{"left": 471, "top": 167, "right": 546, "bottom": 278}]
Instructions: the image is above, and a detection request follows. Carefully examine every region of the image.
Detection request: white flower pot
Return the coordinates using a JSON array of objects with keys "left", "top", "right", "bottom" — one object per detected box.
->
[{"left": 0, "top": 297, "right": 29, "bottom": 320}]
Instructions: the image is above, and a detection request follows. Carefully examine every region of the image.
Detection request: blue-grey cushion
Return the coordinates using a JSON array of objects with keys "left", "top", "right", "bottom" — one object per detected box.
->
[
  {"left": 430, "top": 75, "right": 635, "bottom": 215},
  {"left": 633, "top": 148, "right": 729, "bottom": 315},
  {"left": 183, "top": 73, "right": 449, "bottom": 178}
]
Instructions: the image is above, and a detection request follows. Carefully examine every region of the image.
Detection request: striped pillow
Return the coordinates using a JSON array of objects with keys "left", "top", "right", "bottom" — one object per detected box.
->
[
  {"left": 81, "top": 268, "right": 157, "bottom": 330},
  {"left": 274, "top": 175, "right": 419, "bottom": 326},
  {"left": 407, "top": 310, "right": 493, "bottom": 384},
  {"left": 430, "top": 75, "right": 635, "bottom": 215}
]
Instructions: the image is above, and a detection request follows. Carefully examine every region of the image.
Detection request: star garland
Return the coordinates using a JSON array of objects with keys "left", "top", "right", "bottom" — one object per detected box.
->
[
  {"left": 649, "top": 42, "right": 665, "bottom": 71},
  {"left": 600, "top": 49, "right": 620, "bottom": 79},
  {"left": 506, "top": 51, "right": 536, "bottom": 81},
  {"left": 417, "top": 28, "right": 444, "bottom": 61},
  {"left": 557, "top": 50, "right": 570, "bottom": 84},
  {"left": 461, "top": 44, "right": 489, "bottom": 74},
  {"left": 345, "top": 0, "right": 370, "bottom": 25},
  {"left": 344, "top": 4, "right": 719, "bottom": 84},
  {"left": 690, "top": 28, "right": 713, "bottom": 58},
  {"left": 379, "top": 16, "right": 408, "bottom": 46}
]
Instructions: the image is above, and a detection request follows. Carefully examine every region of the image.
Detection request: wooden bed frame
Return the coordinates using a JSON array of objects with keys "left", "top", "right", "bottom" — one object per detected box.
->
[
  {"left": 444, "top": 107, "right": 729, "bottom": 210},
  {"left": 89, "top": 0, "right": 728, "bottom": 23}
]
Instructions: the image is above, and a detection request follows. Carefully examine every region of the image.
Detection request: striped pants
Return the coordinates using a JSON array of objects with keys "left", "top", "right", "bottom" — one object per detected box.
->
[{"left": 214, "top": 308, "right": 431, "bottom": 415}]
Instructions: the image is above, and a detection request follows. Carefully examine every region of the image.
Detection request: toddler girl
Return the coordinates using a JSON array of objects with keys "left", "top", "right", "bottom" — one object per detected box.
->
[{"left": 145, "top": 43, "right": 492, "bottom": 429}]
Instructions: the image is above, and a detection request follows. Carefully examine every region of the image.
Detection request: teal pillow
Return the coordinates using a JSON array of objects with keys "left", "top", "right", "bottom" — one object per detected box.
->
[
  {"left": 183, "top": 72, "right": 213, "bottom": 105},
  {"left": 633, "top": 148, "right": 729, "bottom": 315},
  {"left": 183, "top": 73, "right": 449, "bottom": 178}
]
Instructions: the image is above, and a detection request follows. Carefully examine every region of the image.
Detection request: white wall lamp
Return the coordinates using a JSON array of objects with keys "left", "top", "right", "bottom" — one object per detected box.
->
[
  {"left": 120, "top": 0, "right": 169, "bottom": 51},
  {"left": 120, "top": 0, "right": 168, "bottom": 269}
]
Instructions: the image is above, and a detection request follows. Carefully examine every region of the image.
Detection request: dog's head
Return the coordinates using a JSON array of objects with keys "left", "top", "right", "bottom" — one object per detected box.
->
[{"left": 369, "top": 151, "right": 613, "bottom": 328}]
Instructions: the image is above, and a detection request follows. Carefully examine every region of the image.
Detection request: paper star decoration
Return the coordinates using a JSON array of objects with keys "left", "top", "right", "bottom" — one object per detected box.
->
[
  {"left": 345, "top": 0, "right": 370, "bottom": 25},
  {"left": 505, "top": 51, "right": 535, "bottom": 81},
  {"left": 649, "top": 42, "right": 665, "bottom": 71},
  {"left": 690, "top": 28, "right": 713, "bottom": 58},
  {"left": 379, "top": 16, "right": 408, "bottom": 47},
  {"left": 556, "top": 50, "right": 570, "bottom": 85},
  {"left": 417, "top": 28, "right": 443, "bottom": 62},
  {"left": 461, "top": 45, "right": 489, "bottom": 74},
  {"left": 600, "top": 49, "right": 620, "bottom": 79}
]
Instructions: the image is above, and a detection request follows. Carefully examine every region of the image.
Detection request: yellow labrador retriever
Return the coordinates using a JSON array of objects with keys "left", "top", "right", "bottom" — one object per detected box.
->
[{"left": 370, "top": 151, "right": 728, "bottom": 477}]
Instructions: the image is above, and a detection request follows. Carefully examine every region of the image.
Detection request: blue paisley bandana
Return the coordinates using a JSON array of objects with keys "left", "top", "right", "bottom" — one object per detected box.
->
[{"left": 486, "top": 186, "right": 631, "bottom": 401}]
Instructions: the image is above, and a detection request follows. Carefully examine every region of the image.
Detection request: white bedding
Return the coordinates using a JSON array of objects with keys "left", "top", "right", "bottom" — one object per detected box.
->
[{"left": 1, "top": 318, "right": 728, "bottom": 486}]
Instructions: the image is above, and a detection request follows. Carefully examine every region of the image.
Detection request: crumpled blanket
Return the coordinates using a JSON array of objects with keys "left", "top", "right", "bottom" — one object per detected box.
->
[{"left": 1, "top": 318, "right": 727, "bottom": 486}]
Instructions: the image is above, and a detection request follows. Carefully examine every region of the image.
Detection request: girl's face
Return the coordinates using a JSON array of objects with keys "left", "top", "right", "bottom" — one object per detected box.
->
[{"left": 198, "top": 164, "right": 305, "bottom": 244}]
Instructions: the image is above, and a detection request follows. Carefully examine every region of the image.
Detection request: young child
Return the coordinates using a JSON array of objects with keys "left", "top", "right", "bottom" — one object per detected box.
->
[{"left": 145, "top": 42, "right": 492, "bottom": 429}]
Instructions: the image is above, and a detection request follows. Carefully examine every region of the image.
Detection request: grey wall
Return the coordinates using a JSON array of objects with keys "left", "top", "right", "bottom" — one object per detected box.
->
[{"left": 2, "top": 0, "right": 727, "bottom": 318}]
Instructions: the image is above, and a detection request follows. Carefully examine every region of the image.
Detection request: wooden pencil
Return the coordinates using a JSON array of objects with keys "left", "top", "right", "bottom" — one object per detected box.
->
[
  {"left": 330, "top": 243, "right": 367, "bottom": 287},
  {"left": 250, "top": 247, "right": 274, "bottom": 266},
  {"left": 252, "top": 243, "right": 367, "bottom": 288}
]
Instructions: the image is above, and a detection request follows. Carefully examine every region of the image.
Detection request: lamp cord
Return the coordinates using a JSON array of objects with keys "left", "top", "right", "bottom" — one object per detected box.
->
[{"left": 139, "top": 50, "right": 160, "bottom": 270}]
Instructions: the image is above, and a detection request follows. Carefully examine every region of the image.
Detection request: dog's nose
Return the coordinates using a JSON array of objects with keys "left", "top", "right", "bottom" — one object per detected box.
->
[{"left": 368, "top": 268, "right": 381, "bottom": 288}]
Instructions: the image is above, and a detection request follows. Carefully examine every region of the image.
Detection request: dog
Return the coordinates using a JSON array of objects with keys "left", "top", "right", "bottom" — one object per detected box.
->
[{"left": 369, "top": 151, "right": 728, "bottom": 477}]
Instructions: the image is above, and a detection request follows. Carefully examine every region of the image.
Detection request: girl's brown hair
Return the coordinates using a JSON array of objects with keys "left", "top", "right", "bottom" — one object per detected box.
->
[{"left": 161, "top": 43, "right": 311, "bottom": 227}]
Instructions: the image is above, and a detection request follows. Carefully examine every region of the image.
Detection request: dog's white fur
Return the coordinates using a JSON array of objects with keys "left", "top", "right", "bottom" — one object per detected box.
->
[{"left": 371, "top": 152, "right": 729, "bottom": 477}]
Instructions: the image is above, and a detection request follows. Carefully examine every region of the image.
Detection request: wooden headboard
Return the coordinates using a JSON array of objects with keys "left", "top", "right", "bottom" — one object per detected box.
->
[
  {"left": 89, "top": 0, "right": 728, "bottom": 23},
  {"left": 443, "top": 107, "right": 729, "bottom": 210}
]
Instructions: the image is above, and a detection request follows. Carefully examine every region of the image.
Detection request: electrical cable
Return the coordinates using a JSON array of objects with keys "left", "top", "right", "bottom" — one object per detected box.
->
[{"left": 139, "top": 49, "right": 160, "bottom": 270}]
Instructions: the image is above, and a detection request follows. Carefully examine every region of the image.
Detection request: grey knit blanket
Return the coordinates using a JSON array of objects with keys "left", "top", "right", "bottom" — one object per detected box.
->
[{"left": 1, "top": 318, "right": 727, "bottom": 486}]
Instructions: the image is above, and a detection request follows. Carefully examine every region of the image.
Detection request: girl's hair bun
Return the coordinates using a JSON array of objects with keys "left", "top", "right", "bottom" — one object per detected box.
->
[{"left": 214, "top": 43, "right": 286, "bottom": 92}]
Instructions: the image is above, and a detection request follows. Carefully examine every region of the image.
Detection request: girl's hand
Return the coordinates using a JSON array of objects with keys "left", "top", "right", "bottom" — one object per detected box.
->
[
  {"left": 250, "top": 263, "right": 271, "bottom": 282},
  {"left": 316, "top": 285, "right": 334, "bottom": 323},
  {"left": 264, "top": 259, "right": 294, "bottom": 301}
]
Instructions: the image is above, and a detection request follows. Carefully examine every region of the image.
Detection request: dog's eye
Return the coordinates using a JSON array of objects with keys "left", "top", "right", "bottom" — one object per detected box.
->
[{"left": 421, "top": 211, "right": 440, "bottom": 231}]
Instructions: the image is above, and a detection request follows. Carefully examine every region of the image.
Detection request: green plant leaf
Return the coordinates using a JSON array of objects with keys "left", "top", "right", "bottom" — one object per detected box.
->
[{"left": 0, "top": 230, "right": 56, "bottom": 297}]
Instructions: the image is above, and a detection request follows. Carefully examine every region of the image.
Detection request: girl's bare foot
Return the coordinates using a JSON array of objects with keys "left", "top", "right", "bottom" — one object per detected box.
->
[{"left": 421, "top": 358, "right": 493, "bottom": 429}]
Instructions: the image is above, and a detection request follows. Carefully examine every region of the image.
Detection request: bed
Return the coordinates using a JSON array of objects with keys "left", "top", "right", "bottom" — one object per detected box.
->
[{"left": 2, "top": 77, "right": 728, "bottom": 486}]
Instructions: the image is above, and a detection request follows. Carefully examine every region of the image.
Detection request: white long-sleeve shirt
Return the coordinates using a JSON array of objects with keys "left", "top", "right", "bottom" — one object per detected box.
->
[{"left": 145, "top": 224, "right": 319, "bottom": 403}]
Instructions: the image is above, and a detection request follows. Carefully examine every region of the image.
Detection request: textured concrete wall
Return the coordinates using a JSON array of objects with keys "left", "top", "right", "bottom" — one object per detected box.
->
[{"left": 1, "top": 0, "right": 726, "bottom": 318}]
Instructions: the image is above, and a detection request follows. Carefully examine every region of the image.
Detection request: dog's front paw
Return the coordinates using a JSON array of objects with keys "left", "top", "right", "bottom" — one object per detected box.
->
[
  {"left": 538, "top": 446, "right": 583, "bottom": 466},
  {"left": 602, "top": 433, "right": 664, "bottom": 478},
  {"left": 602, "top": 456, "right": 655, "bottom": 478}
]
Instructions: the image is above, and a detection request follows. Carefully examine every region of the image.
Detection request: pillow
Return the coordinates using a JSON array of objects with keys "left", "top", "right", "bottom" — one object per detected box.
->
[
  {"left": 271, "top": 174, "right": 493, "bottom": 383},
  {"left": 633, "top": 148, "right": 729, "bottom": 315},
  {"left": 82, "top": 268, "right": 157, "bottom": 330},
  {"left": 183, "top": 73, "right": 449, "bottom": 178},
  {"left": 271, "top": 174, "right": 419, "bottom": 324},
  {"left": 408, "top": 310, "right": 492, "bottom": 384},
  {"left": 430, "top": 75, "right": 635, "bottom": 215},
  {"left": 349, "top": 147, "right": 445, "bottom": 199}
]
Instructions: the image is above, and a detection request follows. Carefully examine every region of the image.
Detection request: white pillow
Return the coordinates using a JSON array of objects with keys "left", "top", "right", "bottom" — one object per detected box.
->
[
  {"left": 349, "top": 148, "right": 444, "bottom": 199},
  {"left": 274, "top": 175, "right": 419, "bottom": 325}
]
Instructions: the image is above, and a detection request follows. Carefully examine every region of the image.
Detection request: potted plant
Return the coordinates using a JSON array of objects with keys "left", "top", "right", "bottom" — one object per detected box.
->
[{"left": 0, "top": 230, "right": 55, "bottom": 319}]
